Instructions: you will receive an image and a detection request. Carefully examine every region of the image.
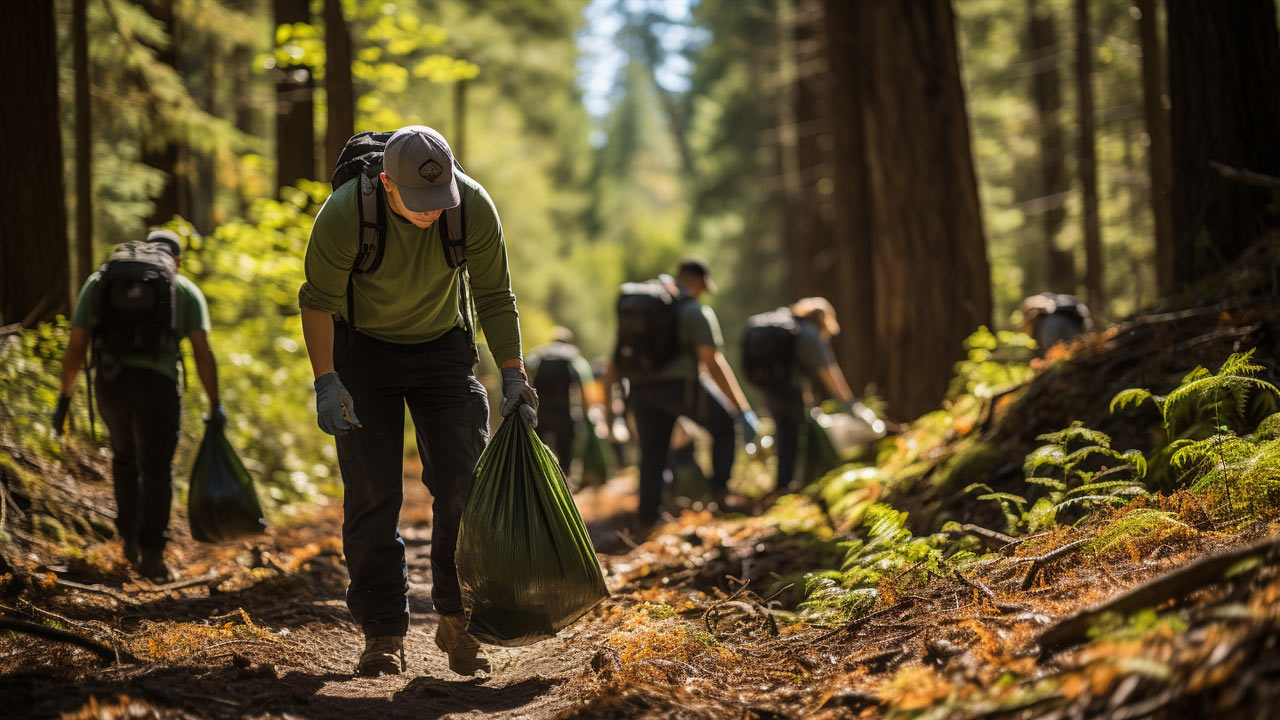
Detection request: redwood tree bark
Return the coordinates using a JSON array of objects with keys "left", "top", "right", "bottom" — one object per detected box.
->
[
  {"left": 0, "top": 1, "right": 71, "bottom": 324},
  {"left": 73, "top": 0, "right": 94, "bottom": 284},
  {"left": 323, "top": 0, "right": 354, "bottom": 173},
  {"left": 276, "top": 0, "right": 317, "bottom": 189},
  {"left": 1026, "top": 0, "right": 1076, "bottom": 295},
  {"left": 1075, "top": 0, "right": 1104, "bottom": 315},
  {"left": 1137, "top": 0, "right": 1175, "bottom": 297},
  {"left": 1168, "top": 0, "right": 1280, "bottom": 287},
  {"left": 821, "top": 0, "right": 992, "bottom": 419}
]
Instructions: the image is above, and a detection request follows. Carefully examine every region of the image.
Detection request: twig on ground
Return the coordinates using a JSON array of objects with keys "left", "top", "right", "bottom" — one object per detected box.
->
[
  {"left": 138, "top": 571, "right": 224, "bottom": 593},
  {"left": 1017, "top": 538, "right": 1088, "bottom": 591},
  {"left": 953, "top": 569, "right": 998, "bottom": 602},
  {"left": 54, "top": 578, "right": 131, "bottom": 604},
  {"left": 0, "top": 614, "right": 135, "bottom": 664}
]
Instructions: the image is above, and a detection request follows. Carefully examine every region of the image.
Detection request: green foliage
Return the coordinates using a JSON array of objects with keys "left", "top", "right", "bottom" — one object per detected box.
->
[
  {"left": 1086, "top": 509, "right": 1190, "bottom": 557},
  {"left": 799, "top": 502, "right": 960, "bottom": 624},
  {"left": 1113, "top": 350, "right": 1280, "bottom": 440},
  {"left": 966, "top": 421, "right": 1147, "bottom": 535},
  {"left": 948, "top": 326, "right": 1037, "bottom": 399}
]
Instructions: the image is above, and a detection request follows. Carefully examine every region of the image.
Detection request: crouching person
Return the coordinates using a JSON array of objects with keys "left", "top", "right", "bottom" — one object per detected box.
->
[
  {"left": 299, "top": 125, "right": 537, "bottom": 677},
  {"left": 53, "top": 230, "right": 220, "bottom": 583}
]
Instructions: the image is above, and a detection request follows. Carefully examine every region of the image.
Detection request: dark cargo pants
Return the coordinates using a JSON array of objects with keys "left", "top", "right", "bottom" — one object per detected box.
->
[
  {"left": 95, "top": 367, "right": 181, "bottom": 551},
  {"left": 764, "top": 387, "right": 806, "bottom": 492},
  {"left": 535, "top": 408, "right": 576, "bottom": 475},
  {"left": 333, "top": 324, "right": 489, "bottom": 638},
  {"left": 629, "top": 377, "right": 736, "bottom": 521}
]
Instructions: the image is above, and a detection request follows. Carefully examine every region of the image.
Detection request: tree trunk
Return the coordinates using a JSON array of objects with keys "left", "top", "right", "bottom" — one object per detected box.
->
[
  {"left": 73, "top": 0, "right": 94, "bottom": 284},
  {"left": 822, "top": 0, "right": 992, "bottom": 420},
  {"left": 142, "top": 0, "right": 186, "bottom": 227},
  {"left": 1075, "top": 0, "right": 1104, "bottom": 316},
  {"left": 780, "top": 0, "right": 839, "bottom": 308},
  {"left": 1026, "top": 0, "right": 1076, "bottom": 295},
  {"left": 0, "top": 1, "right": 70, "bottom": 324},
  {"left": 819, "top": 0, "right": 876, "bottom": 393},
  {"left": 323, "top": 0, "right": 354, "bottom": 173},
  {"left": 1137, "top": 0, "right": 1175, "bottom": 297},
  {"left": 275, "top": 0, "right": 316, "bottom": 190},
  {"left": 1168, "top": 0, "right": 1280, "bottom": 287}
]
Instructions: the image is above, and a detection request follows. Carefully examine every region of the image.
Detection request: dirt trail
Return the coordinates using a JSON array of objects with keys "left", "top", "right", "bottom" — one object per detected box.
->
[{"left": 1, "top": 456, "right": 655, "bottom": 719}]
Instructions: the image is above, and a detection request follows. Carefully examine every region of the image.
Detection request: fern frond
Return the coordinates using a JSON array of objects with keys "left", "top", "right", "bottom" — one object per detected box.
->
[
  {"left": 1035, "top": 421, "right": 1112, "bottom": 448},
  {"left": 1064, "top": 445, "right": 1126, "bottom": 468},
  {"left": 1252, "top": 413, "right": 1280, "bottom": 442},
  {"left": 1025, "top": 476, "right": 1068, "bottom": 491},
  {"left": 1065, "top": 480, "right": 1147, "bottom": 498},
  {"left": 1217, "top": 349, "right": 1263, "bottom": 378},
  {"left": 1023, "top": 445, "right": 1067, "bottom": 476},
  {"left": 1110, "top": 388, "right": 1155, "bottom": 414},
  {"left": 976, "top": 492, "right": 1028, "bottom": 508},
  {"left": 964, "top": 482, "right": 996, "bottom": 495},
  {"left": 1120, "top": 449, "right": 1148, "bottom": 478},
  {"left": 1052, "top": 494, "right": 1129, "bottom": 512}
]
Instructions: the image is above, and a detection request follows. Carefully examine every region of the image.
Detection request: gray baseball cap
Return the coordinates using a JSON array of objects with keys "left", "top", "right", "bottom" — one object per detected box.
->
[{"left": 383, "top": 125, "right": 461, "bottom": 212}]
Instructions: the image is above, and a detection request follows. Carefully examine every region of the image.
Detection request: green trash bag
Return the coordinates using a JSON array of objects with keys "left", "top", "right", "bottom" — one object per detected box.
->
[
  {"left": 188, "top": 417, "right": 267, "bottom": 543},
  {"left": 578, "top": 424, "right": 611, "bottom": 488},
  {"left": 802, "top": 410, "right": 843, "bottom": 486},
  {"left": 457, "top": 413, "right": 609, "bottom": 646}
]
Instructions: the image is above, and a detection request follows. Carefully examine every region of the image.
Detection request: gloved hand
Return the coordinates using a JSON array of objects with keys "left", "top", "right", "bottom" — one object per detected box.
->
[
  {"left": 51, "top": 395, "right": 72, "bottom": 436},
  {"left": 500, "top": 367, "right": 539, "bottom": 427},
  {"left": 315, "top": 372, "right": 361, "bottom": 435},
  {"left": 206, "top": 404, "right": 227, "bottom": 429},
  {"left": 739, "top": 409, "right": 761, "bottom": 446}
]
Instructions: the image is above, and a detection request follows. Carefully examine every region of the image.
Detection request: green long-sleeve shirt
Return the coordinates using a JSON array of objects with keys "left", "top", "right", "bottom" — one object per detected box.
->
[{"left": 298, "top": 172, "right": 522, "bottom": 363}]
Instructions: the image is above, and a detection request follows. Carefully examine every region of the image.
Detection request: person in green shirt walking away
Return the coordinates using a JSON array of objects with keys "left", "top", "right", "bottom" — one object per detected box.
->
[
  {"left": 53, "top": 230, "right": 221, "bottom": 583},
  {"left": 608, "top": 259, "right": 761, "bottom": 525},
  {"left": 741, "top": 297, "right": 857, "bottom": 492},
  {"left": 299, "top": 125, "right": 538, "bottom": 678}
]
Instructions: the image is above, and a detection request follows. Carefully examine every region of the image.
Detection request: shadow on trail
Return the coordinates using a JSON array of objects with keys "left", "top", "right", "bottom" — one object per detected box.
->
[{"left": 3, "top": 657, "right": 562, "bottom": 720}]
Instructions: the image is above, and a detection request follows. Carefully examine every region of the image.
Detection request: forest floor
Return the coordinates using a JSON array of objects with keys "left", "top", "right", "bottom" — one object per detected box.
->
[{"left": 3, "top": 447, "right": 1280, "bottom": 719}]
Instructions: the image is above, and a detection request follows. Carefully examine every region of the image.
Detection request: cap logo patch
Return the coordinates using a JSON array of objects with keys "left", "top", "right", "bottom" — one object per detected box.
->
[{"left": 419, "top": 159, "right": 444, "bottom": 183}]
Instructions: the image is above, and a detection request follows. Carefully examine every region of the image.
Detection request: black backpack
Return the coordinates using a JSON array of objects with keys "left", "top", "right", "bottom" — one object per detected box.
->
[
  {"left": 614, "top": 279, "right": 684, "bottom": 378},
  {"left": 532, "top": 347, "right": 579, "bottom": 409},
  {"left": 741, "top": 308, "right": 800, "bottom": 389},
  {"left": 91, "top": 242, "right": 178, "bottom": 361},
  {"left": 330, "top": 131, "right": 469, "bottom": 327}
]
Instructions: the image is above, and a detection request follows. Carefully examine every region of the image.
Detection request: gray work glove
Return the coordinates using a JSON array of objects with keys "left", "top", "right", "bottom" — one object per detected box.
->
[
  {"left": 315, "top": 372, "right": 361, "bottom": 435},
  {"left": 500, "top": 367, "right": 539, "bottom": 427}
]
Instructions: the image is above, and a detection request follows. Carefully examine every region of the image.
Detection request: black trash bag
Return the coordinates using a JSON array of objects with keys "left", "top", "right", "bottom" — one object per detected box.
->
[
  {"left": 457, "top": 413, "right": 609, "bottom": 646},
  {"left": 576, "top": 421, "right": 611, "bottom": 489},
  {"left": 188, "top": 417, "right": 267, "bottom": 543}
]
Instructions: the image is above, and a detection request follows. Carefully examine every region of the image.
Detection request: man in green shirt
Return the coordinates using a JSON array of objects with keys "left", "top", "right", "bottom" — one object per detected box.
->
[
  {"left": 299, "top": 125, "right": 537, "bottom": 678},
  {"left": 54, "top": 230, "right": 220, "bottom": 583},
  {"left": 610, "top": 260, "right": 760, "bottom": 524}
]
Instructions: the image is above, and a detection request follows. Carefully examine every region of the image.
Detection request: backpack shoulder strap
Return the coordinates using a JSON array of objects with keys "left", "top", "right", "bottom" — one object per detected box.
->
[
  {"left": 439, "top": 163, "right": 469, "bottom": 269},
  {"left": 353, "top": 172, "right": 387, "bottom": 275}
]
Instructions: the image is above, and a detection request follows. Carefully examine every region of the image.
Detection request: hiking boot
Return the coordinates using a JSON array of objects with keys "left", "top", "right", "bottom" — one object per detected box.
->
[
  {"left": 434, "top": 612, "right": 490, "bottom": 676},
  {"left": 356, "top": 635, "right": 406, "bottom": 677},
  {"left": 136, "top": 548, "right": 172, "bottom": 584}
]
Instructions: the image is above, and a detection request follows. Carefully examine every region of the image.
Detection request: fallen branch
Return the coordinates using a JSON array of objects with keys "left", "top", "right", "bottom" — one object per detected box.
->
[
  {"left": 1033, "top": 535, "right": 1280, "bottom": 652},
  {"left": 54, "top": 578, "right": 131, "bottom": 604},
  {"left": 139, "top": 570, "right": 224, "bottom": 593},
  {"left": 0, "top": 615, "right": 134, "bottom": 664},
  {"left": 1018, "top": 538, "right": 1088, "bottom": 591},
  {"left": 953, "top": 569, "right": 997, "bottom": 602},
  {"left": 950, "top": 524, "right": 1017, "bottom": 548},
  {"left": 1210, "top": 160, "right": 1280, "bottom": 191}
]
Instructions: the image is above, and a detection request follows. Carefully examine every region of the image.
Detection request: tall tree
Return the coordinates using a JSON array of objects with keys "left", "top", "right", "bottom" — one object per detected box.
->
[
  {"left": 1075, "top": 0, "right": 1104, "bottom": 315},
  {"left": 275, "top": 0, "right": 316, "bottom": 189},
  {"left": 324, "top": 0, "right": 354, "bottom": 173},
  {"left": 1168, "top": 0, "right": 1280, "bottom": 287},
  {"left": 1026, "top": 0, "right": 1075, "bottom": 295},
  {"left": 1, "top": 1, "right": 70, "bottom": 324},
  {"left": 73, "top": 0, "right": 93, "bottom": 284},
  {"left": 1137, "top": 0, "right": 1174, "bottom": 297},
  {"left": 141, "top": 0, "right": 187, "bottom": 227},
  {"left": 780, "top": 0, "right": 839, "bottom": 307},
  {"left": 822, "top": 0, "right": 991, "bottom": 419}
]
